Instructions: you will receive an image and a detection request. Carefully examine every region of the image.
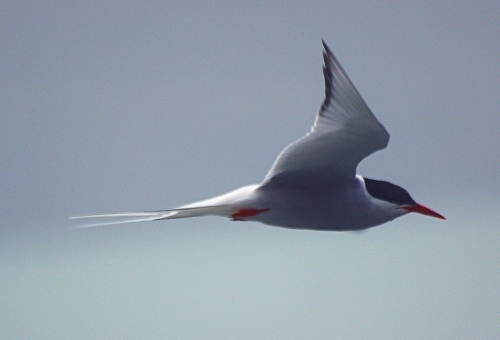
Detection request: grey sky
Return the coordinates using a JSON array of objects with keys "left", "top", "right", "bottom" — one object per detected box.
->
[{"left": 1, "top": 1, "right": 499, "bottom": 339}]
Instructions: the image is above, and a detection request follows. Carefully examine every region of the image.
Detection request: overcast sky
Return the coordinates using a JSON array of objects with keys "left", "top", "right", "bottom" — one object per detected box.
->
[{"left": 1, "top": 1, "right": 499, "bottom": 339}]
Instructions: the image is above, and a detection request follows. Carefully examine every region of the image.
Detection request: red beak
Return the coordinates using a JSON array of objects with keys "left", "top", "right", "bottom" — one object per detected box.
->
[{"left": 403, "top": 203, "right": 446, "bottom": 220}]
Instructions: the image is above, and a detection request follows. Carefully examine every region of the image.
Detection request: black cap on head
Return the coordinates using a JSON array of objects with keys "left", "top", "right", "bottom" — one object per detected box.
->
[{"left": 364, "top": 178, "right": 416, "bottom": 206}]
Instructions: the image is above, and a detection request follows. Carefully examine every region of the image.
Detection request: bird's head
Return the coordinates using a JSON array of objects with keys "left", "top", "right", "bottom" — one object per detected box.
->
[{"left": 363, "top": 178, "right": 445, "bottom": 220}]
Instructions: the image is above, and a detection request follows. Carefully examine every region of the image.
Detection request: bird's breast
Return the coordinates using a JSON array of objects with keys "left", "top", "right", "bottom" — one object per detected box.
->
[{"left": 252, "top": 181, "right": 379, "bottom": 231}]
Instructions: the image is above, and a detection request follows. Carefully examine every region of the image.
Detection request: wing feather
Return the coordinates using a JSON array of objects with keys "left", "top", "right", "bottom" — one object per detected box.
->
[{"left": 264, "top": 41, "right": 389, "bottom": 185}]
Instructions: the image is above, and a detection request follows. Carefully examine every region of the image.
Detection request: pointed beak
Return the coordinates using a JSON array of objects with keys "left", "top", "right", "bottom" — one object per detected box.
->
[{"left": 402, "top": 203, "right": 446, "bottom": 220}]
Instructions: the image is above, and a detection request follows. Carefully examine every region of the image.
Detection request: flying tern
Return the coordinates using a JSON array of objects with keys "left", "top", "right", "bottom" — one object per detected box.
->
[{"left": 71, "top": 41, "right": 445, "bottom": 230}]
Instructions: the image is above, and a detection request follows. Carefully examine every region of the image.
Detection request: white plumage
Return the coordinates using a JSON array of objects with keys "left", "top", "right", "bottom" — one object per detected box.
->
[{"left": 71, "top": 41, "right": 444, "bottom": 230}]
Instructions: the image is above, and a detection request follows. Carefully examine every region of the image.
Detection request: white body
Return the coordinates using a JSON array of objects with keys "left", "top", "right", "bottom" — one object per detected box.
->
[
  {"left": 172, "top": 175, "right": 406, "bottom": 231},
  {"left": 71, "top": 41, "right": 442, "bottom": 230}
]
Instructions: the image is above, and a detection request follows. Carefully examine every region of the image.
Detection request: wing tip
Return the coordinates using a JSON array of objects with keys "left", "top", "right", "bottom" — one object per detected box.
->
[{"left": 321, "top": 39, "right": 333, "bottom": 55}]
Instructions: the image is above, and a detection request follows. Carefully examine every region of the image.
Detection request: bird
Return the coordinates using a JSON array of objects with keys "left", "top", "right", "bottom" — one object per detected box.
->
[{"left": 71, "top": 40, "right": 445, "bottom": 231}]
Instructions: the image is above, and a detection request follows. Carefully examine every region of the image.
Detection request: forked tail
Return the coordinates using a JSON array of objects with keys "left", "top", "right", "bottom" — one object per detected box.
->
[
  {"left": 70, "top": 184, "right": 265, "bottom": 228},
  {"left": 69, "top": 205, "right": 232, "bottom": 228}
]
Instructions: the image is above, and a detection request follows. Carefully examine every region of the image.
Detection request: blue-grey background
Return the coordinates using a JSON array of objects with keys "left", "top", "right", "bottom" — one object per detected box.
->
[{"left": 1, "top": 1, "right": 499, "bottom": 339}]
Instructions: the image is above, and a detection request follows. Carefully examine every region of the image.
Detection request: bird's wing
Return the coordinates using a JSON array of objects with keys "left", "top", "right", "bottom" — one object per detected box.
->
[{"left": 263, "top": 41, "right": 389, "bottom": 186}]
